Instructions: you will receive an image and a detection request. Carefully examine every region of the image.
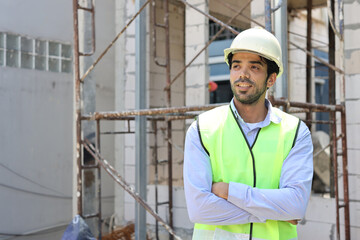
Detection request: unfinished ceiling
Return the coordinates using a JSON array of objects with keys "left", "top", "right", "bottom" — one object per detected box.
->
[{"left": 288, "top": 0, "right": 326, "bottom": 9}]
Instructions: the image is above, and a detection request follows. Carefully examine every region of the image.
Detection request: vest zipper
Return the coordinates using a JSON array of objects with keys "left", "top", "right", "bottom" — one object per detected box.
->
[
  {"left": 248, "top": 129, "right": 261, "bottom": 240},
  {"left": 230, "top": 107, "right": 261, "bottom": 240}
]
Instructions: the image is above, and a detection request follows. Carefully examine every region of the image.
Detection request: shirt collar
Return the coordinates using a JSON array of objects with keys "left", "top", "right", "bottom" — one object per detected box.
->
[{"left": 230, "top": 98, "right": 282, "bottom": 126}]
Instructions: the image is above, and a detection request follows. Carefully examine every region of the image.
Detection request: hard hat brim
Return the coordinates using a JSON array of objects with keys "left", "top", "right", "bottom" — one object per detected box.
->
[{"left": 224, "top": 48, "right": 283, "bottom": 78}]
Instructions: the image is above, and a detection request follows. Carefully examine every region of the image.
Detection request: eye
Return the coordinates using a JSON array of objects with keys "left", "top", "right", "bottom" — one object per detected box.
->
[
  {"left": 232, "top": 64, "right": 240, "bottom": 70},
  {"left": 251, "top": 65, "right": 260, "bottom": 71}
]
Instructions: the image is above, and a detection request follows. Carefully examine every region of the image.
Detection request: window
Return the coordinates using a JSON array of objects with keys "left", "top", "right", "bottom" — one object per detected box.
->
[
  {"left": 312, "top": 49, "right": 332, "bottom": 195},
  {"left": 314, "top": 50, "right": 329, "bottom": 134},
  {"left": 209, "top": 20, "right": 241, "bottom": 40},
  {"left": 0, "top": 32, "right": 72, "bottom": 73},
  {"left": 210, "top": 81, "right": 233, "bottom": 104},
  {"left": 6, "top": 33, "right": 20, "bottom": 68}
]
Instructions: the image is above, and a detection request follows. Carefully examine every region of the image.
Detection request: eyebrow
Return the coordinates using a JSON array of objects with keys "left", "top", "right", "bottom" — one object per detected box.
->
[{"left": 232, "top": 60, "right": 265, "bottom": 66}]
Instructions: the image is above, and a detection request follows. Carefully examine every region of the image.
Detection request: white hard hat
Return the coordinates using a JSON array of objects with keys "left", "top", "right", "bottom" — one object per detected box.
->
[{"left": 224, "top": 27, "right": 283, "bottom": 77}]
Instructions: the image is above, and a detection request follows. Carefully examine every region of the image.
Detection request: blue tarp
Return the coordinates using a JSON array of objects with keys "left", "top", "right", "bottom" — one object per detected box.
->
[{"left": 62, "top": 215, "right": 96, "bottom": 240}]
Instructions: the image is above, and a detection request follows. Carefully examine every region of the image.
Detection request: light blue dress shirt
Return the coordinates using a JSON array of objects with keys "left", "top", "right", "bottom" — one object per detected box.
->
[{"left": 183, "top": 99, "right": 313, "bottom": 225}]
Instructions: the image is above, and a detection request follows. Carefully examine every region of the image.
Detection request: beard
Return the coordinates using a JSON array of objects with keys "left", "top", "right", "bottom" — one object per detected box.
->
[{"left": 231, "top": 78, "right": 268, "bottom": 105}]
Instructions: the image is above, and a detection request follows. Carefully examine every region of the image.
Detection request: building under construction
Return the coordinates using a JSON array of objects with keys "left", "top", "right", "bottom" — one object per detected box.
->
[{"left": 0, "top": 0, "right": 359, "bottom": 239}]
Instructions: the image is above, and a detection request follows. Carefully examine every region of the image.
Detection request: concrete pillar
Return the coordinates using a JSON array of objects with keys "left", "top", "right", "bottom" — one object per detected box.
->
[
  {"left": 342, "top": 0, "right": 360, "bottom": 236},
  {"left": 114, "top": 0, "right": 127, "bottom": 227},
  {"left": 185, "top": 0, "right": 209, "bottom": 107}
]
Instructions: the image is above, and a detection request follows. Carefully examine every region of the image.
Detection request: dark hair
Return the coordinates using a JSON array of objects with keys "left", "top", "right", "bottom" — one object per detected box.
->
[
  {"left": 263, "top": 57, "right": 279, "bottom": 77},
  {"left": 228, "top": 52, "right": 234, "bottom": 70},
  {"left": 227, "top": 52, "right": 279, "bottom": 77}
]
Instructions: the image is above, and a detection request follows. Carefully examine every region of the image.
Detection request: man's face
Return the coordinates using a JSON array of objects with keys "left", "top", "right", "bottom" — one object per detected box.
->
[{"left": 229, "top": 52, "right": 274, "bottom": 105}]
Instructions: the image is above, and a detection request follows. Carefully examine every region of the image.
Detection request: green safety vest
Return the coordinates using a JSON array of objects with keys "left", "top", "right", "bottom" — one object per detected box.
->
[{"left": 194, "top": 105, "right": 300, "bottom": 240}]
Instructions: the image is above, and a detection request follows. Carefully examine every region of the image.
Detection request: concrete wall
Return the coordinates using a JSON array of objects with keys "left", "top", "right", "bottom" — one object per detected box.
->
[
  {"left": 0, "top": 0, "right": 73, "bottom": 42},
  {"left": 185, "top": 0, "right": 209, "bottom": 107},
  {"left": 0, "top": 0, "right": 74, "bottom": 237},
  {"left": 92, "top": 0, "right": 116, "bottom": 221},
  {"left": 0, "top": 0, "right": 116, "bottom": 238},
  {"left": 288, "top": 8, "right": 328, "bottom": 104},
  {"left": 114, "top": 0, "right": 139, "bottom": 227},
  {"left": 342, "top": 0, "right": 360, "bottom": 237},
  {"left": 0, "top": 68, "right": 73, "bottom": 236},
  {"left": 148, "top": 0, "right": 186, "bottom": 187},
  {"left": 114, "top": 0, "right": 128, "bottom": 228}
]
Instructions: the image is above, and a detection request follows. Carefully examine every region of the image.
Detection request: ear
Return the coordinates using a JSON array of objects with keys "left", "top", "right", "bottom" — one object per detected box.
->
[{"left": 266, "top": 73, "right": 277, "bottom": 88}]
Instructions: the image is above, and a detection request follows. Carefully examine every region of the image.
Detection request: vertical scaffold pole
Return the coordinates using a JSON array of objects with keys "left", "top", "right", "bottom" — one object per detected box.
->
[{"left": 135, "top": 0, "right": 147, "bottom": 239}]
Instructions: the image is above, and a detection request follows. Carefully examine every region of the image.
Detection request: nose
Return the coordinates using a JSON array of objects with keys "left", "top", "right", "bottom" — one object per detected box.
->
[{"left": 238, "top": 68, "right": 250, "bottom": 79}]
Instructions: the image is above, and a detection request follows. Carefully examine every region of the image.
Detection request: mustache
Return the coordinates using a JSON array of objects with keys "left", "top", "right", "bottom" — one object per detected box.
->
[{"left": 234, "top": 78, "right": 254, "bottom": 85}]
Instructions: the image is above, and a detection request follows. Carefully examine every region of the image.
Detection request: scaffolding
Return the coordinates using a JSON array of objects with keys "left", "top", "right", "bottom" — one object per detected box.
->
[{"left": 72, "top": 0, "right": 350, "bottom": 239}]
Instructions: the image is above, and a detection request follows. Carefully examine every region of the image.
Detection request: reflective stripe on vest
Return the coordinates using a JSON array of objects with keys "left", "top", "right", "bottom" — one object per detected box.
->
[{"left": 194, "top": 105, "right": 300, "bottom": 240}]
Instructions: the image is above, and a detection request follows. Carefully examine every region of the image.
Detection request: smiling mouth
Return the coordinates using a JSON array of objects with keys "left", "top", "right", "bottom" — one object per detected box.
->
[
  {"left": 236, "top": 83, "right": 252, "bottom": 91},
  {"left": 234, "top": 79, "right": 253, "bottom": 89},
  {"left": 236, "top": 83, "right": 252, "bottom": 87}
]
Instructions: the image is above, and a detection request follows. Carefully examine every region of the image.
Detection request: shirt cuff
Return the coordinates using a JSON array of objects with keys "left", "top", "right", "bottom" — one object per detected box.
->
[{"left": 227, "top": 181, "right": 249, "bottom": 209}]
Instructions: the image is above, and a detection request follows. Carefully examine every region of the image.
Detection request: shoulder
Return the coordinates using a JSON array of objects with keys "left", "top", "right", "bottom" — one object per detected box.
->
[
  {"left": 198, "top": 105, "right": 230, "bottom": 131},
  {"left": 272, "top": 107, "right": 300, "bottom": 130},
  {"left": 272, "top": 107, "right": 298, "bottom": 122},
  {"left": 199, "top": 105, "right": 229, "bottom": 119}
]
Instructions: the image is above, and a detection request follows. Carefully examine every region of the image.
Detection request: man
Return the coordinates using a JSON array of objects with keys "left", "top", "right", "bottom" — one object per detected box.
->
[{"left": 183, "top": 27, "right": 313, "bottom": 240}]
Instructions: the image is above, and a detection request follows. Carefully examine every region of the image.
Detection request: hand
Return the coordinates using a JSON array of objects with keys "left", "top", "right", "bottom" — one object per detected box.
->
[
  {"left": 211, "top": 182, "right": 229, "bottom": 200},
  {"left": 286, "top": 219, "right": 300, "bottom": 225}
]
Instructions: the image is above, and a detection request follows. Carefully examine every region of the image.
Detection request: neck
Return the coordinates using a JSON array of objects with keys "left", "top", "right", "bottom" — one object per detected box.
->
[{"left": 234, "top": 98, "right": 268, "bottom": 123}]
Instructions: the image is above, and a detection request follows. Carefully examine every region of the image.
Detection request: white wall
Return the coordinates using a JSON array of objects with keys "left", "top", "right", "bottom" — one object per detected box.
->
[
  {"left": 0, "top": 64, "right": 73, "bottom": 236},
  {"left": 185, "top": 0, "right": 209, "bottom": 107},
  {"left": 0, "top": 0, "right": 116, "bottom": 237},
  {"left": 0, "top": 0, "right": 73, "bottom": 42},
  {"left": 342, "top": 0, "right": 360, "bottom": 237},
  {"left": 92, "top": 0, "right": 116, "bottom": 221},
  {"left": 0, "top": 0, "right": 74, "bottom": 236}
]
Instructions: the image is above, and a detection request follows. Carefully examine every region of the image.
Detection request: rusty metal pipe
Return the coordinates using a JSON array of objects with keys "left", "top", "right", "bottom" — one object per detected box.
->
[
  {"left": 80, "top": 0, "right": 152, "bottom": 82},
  {"left": 328, "top": 0, "right": 336, "bottom": 201},
  {"left": 72, "top": 0, "right": 83, "bottom": 217},
  {"left": 176, "top": 0, "right": 238, "bottom": 35},
  {"left": 83, "top": 139, "right": 182, "bottom": 240},
  {"left": 218, "top": 0, "right": 265, "bottom": 30},
  {"left": 272, "top": 99, "right": 343, "bottom": 112},
  {"left": 341, "top": 108, "right": 350, "bottom": 240},
  {"left": 331, "top": 110, "right": 340, "bottom": 239},
  {"left": 81, "top": 104, "right": 224, "bottom": 120},
  {"left": 152, "top": 120, "right": 160, "bottom": 240},
  {"left": 163, "top": 0, "right": 174, "bottom": 237},
  {"left": 306, "top": 0, "right": 313, "bottom": 130},
  {"left": 96, "top": 120, "right": 102, "bottom": 240},
  {"left": 81, "top": 100, "right": 343, "bottom": 121},
  {"left": 152, "top": 0, "right": 167, "bottom": 68},
  {"left": 302, "top": 119, "right": 334, "bottom": 124},
  {"left": 91, "top": 0, "right": 96, "bottom": 56},
  {"left": 289, "top": 41, "right": 344, "bottom": 74},
  {"left": 165, "top": 0, "right": 253, "bottom": 90}
]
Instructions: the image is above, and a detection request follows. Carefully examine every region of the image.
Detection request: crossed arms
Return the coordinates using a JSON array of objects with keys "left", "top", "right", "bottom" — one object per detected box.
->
[{"left": 183, "top": 121, "right": 313, "bottom": 225}]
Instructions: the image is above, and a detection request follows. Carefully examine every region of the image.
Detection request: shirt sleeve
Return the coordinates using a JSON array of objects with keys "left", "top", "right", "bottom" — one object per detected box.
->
[
  {"left": 227, "top": 121, "right": 314, "bottom": 221},
  {"left": 183, "top": 121, "right": 264, "bottom": 225}
]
